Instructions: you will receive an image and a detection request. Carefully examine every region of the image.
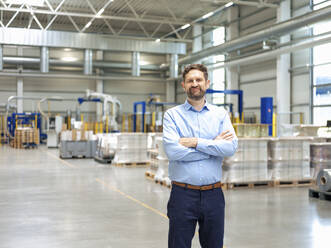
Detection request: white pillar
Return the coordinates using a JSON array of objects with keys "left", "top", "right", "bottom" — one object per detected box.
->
[
  {"left": 17, "top": 78, "right": 23, "bottom": 113},
  {"left": 96, "top": 51, "right": 104, "bottom": 120},
  {"left": 0, "top": 44, "right": 3, "bottom": 71},
  {"left": 226, "top": 6, "right": 240, "bottom": 113},
  {"left": 84, "top": 49, "right": 93, "bottom": 75},
  {"left": 132, "top": 51, "right": 140, "bottom": 76},
  {"left": 277, "top": 0, "right": 291, "bottom": 132},
  {"left": 167, "top": 54, "right": 178, "bottom": 103},
  {"left": 40, "top": 46, "right": 49, "bottom": 73},
  {"left": 17, "top": 47, "right": 23, "bottom": 113}
]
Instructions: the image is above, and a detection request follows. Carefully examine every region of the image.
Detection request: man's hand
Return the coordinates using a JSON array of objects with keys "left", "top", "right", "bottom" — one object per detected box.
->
[
  {"left": 179, "top": 137, "right": 198, "bottom": 148},
  {"left": 214, "top": 130, "right": 234, "bottom": 141}
]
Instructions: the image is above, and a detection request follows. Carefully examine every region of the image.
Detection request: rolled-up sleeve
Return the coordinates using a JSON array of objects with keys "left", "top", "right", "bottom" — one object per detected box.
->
[
  {"left": 196, "top": 112, "right": 238, "bottom": 157},
  {"left": 163, "top": 111, "right": 210, "bottom": 162}
]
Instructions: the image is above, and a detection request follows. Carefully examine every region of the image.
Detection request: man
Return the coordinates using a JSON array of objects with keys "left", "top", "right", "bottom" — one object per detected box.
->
[{"left": 163, "top": 64, "right": 238, "bottom": 248}]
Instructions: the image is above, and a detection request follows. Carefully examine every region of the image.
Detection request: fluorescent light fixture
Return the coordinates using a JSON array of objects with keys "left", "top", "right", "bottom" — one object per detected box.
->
[
  {"left": 64, "top": 48, "right": 72, "bottom": 52},
  {"left": 202, "top": 12, "right": 214, "bottom": 19},
  {"left": 181, "top": 24, "right": 190, "bottom": 30},
  {"left": 61, "top": 57, "right": 78, "bottom": 62},
  {"left": 85, "top": 21, "right": 92, "bottom": 29},
  {"left": 96, "top": 8, "right": 105, "bottom": 17},
  {"left": 225, "top": 2, "right": 234, "bottom": 8},
  {"left": 155, "top": 38, "right": 160, "bottom": 42},
  {"left": 140, "top": 61, "right": 149, "bottom": 66},
  {"left": 6, "top": 0, "right": 44, "bottom": 7}
]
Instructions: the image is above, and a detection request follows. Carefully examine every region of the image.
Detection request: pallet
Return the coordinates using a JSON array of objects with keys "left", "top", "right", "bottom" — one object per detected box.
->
[
  {"left": 226, "top": 181, "right": 272, "bottom": 190},
  {"left": 94, "top": 156, "right": 113, "bottom": 164},
  {"left": 145, "top": 171, "right": 155, "bottom": 178},
  {"left": 113, "top": 162, "right": 150, "bottom": 167},
  {"left": 309, "top": 188, "right": 331, "bottom": 202},
  {"left": 273, "top": 179, "right": 315, "bottom": 187}
]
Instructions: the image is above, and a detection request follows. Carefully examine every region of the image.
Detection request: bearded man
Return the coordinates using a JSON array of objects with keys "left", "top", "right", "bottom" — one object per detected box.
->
[{"left": 163, "top": 64, "right": 238, "bottom": 248}]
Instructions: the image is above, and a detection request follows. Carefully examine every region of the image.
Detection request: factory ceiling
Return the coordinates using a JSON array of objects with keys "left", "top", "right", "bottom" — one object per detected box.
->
[{"left": 0, "top": 0, "right": 281, "bottom": 43}]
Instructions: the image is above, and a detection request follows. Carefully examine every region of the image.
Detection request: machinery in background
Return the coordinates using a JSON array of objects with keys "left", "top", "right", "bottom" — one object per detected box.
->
[
  {"left": 206, "top": 89, "right": 243, "bottom": 122},
  {"left": 46, "top": 116, "right": 63, "bottom": 148},
  {"left": 79, "top": 89, "right": 122, "bottom": 132},
  {"left": 133, "top": 95, "right": 177, "bottom": 132}
]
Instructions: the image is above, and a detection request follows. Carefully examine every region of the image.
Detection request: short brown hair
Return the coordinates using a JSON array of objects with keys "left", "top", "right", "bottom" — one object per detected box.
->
[{"left": 182, "top": 64, "right": 208, "bottom": 81}]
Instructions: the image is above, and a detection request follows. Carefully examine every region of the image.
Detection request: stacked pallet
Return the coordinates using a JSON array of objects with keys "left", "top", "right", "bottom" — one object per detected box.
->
[
  {"left": 223, "top": 138, "right": 270, "bottom": 188},
  {"left": 112, "top": 133, "right": 150, "bottom": 165},
  {"left": 268, "top": 137, "right": 321, "bottom": 185},
  {"left": 10, "top": 128, "right": 39, "bottom": 149}
]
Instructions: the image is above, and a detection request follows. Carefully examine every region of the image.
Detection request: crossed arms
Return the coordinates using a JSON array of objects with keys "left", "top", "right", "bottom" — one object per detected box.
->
[{"left": 162, "top": 112, "right": 238, "bottom": 162}]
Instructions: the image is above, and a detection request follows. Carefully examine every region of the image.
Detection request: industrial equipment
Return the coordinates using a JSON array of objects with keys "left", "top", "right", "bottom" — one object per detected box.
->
[
  {"left": 81, "top": 89, "right": 121, "bottom": 132},
  {"left": 206, "top": 89, "right": 243, "bottom": 121},
  {"left": 133, "top": 96, "right": 177, "bottom": 132}
]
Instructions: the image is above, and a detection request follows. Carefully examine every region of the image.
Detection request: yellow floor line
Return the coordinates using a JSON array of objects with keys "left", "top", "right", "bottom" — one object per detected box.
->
[
  {"left": 46, "top": 151, "right": 76, "bottom": 168},
  {"left": 95, "top": 178, "right": 168, "bottom": 220}
]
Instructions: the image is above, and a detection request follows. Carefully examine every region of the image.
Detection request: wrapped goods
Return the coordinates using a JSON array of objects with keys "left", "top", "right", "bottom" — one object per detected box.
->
[
  {"left": 112, "top": 133, "right": 149, "bottom": 164},
  {"left": 223, "top": 162, "right": 270, "bottom": 183},
  {"left": 10, "top": 128, "right": 39, "bottom": 149},
  {"left": 225, "top": 138, "right": 269, "bottom": 163},
  {"left": 317, "top": 169, "right": 331, "bottom": 192},
  {"left": 269, "top": 160, "right": 311, "bottom": 181},
  {"left": 147, "top": 132, "right": 163, "bottom": 150},
  {"left": 223, "top": 138, "right": 270, "bottom": 183},
  {"left": 310, "top": 143, "right": 331, "bottom": 162},
  {"left": 310, "top": 143, "right": 331, "bottom": 179},
  {"left": 268, "top": 137, "right": 313, "bottom": 161}
]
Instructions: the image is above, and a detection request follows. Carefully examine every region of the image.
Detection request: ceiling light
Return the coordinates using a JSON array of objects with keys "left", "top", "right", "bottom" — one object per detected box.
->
[
  {"left": 64, "top": 48, "right": 72, "bottom": 52},
  {"left": 61, "top": 57, "right": 78, "bottom": 62},
  {"left": 225, "top": 2, "right": 234, "bottom": 8},
  {"left": 155, "top": 38, "right": 160, "bottom": 42},
  {"left": 96, "top": 8, "right": 105, "bottom": 17},
  {"left": 181, "top": 24, "right": 190, "bottom": 30},
  {"left": 6, "top": 0, "right": 44, "bottom": 7},
  {"left": 85, "top": 21, "right": 92, "bottom": 29},
  {"left": 202, "top": 12, "right": 214, "bottom": 19}
]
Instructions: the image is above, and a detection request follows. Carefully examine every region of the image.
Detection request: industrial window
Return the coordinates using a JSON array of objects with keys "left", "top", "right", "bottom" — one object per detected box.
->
[
  {"left": 313, "top": 0, "right": 331, "bottom": 125},
  {"left": 212, "top": 27, "right": 225, "bottom": 105}
]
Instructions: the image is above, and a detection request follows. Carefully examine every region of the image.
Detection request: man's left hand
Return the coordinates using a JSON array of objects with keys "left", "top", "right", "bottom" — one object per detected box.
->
[{"left": 179, "top": 138, "right": 198, "bottom": 148}]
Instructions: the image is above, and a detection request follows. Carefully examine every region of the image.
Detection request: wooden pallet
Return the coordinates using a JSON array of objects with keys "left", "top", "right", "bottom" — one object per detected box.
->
[
  {"left": 273, "top": 179, "right": 315, "bottom": 187},
  {"left": 226, "top": 181, "right": 272, "bottom": 190},
  {"left": 113, "top": 162, "right": 150, "bottom": 167},
  {"left": 309, "top": 188, "right": 331, "bottom": 202},
  {"left": 145, "top": 171, "right": 155, "bottom": 179}
]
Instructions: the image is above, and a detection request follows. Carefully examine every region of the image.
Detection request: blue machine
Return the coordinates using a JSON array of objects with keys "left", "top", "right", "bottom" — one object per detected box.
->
[
  {"left": 133, "top": 101, "right": 177, "bottom": 132},
  {"left": 7, "top": 112, "right": 47, "bottom": 141},
  {"left": 78, "top": 97, "right": 101, "bottom": 105},
  {"left": 206, "top": 89, "right": 243, "bottom": 119},
  {"left": 260, "top": 97, "right": 273, "bottom": 136}
]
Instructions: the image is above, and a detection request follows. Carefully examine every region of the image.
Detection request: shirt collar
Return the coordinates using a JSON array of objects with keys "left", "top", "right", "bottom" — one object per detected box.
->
[{"left": 184, "top": 99, "right": 210, "bottom": 112}]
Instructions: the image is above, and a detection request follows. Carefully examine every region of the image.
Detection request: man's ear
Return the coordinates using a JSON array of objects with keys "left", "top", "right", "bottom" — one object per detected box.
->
[
  {"left": 206, "top": 79, "right": 211, "bottom": 89},
  {"left": 181, "top": 81, "right": 185, "bottom": 90}
]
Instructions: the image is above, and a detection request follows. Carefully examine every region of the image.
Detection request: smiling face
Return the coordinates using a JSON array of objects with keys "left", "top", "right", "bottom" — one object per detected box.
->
[{"left": 181, "top": 69, "right": 210, "bottom": 101}]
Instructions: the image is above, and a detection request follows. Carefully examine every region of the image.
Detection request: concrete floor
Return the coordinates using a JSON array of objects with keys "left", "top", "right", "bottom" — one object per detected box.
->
[{"left": 0, "top": 145, "right": 330, "bottom": 248}]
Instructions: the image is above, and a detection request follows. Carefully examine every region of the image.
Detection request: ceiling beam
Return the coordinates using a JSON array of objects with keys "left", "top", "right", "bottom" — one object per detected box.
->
[
  {"left": 0, "top": 6, "right": 189, "bottom": 26},
  {"left": 0, "top": 27, "right": 187, "bottom": 54}
]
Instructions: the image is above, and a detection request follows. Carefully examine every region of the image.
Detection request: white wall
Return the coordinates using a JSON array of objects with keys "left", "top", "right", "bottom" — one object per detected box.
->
[{"left": 0, "top": 46, "right": 167, "bottom": 118}]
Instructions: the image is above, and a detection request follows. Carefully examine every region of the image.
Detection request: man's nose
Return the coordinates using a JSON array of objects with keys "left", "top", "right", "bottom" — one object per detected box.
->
[{"left": 192, "top": 80, "right": 198, "bottom": 86}]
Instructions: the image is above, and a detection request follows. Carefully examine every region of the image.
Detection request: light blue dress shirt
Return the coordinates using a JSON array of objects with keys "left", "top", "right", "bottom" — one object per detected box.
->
[{"left": 163, "top": 100, "right": 238, "bottom": 186}]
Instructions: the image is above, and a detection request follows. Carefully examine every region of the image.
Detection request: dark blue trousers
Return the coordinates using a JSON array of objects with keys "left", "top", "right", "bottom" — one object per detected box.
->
[{"left": 167, "top": 184, "right": 225, "bottom": 248}]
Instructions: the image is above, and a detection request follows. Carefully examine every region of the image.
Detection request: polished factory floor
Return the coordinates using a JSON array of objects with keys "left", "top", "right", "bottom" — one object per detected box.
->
[{"left": 0, "top": 145, "right": 330, "bottom": 248}]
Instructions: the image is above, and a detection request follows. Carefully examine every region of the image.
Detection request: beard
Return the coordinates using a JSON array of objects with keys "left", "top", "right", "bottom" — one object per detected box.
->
[{"left": 187, "top": 86, "right": 206, "bottom": 100}]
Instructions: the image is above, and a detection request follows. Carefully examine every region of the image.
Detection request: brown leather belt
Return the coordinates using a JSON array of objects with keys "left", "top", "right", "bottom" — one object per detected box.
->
[{"left": 172, "top": 181, "right": 222, "bottom": 191}]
